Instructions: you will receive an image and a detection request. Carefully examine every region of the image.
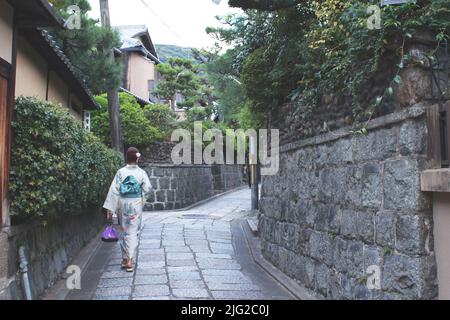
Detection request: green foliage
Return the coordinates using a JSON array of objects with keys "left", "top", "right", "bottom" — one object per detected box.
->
[
  {"left": 174, "top": 107, "right": 233, "bottom": 148},
  {"left": 49, "top": 0, "right": 123, "bottom": 94},
  {"left": 9, "top": 97, "right": 123, "bottom": 218},
  {"left": 155, "top": 58, "right": 201, "bottom": 108},
  {"left": 236, "top": 102, "right": 266, "bottom": 129},
  {"left": 241, "top": 47, "right": 287, "bottom": 112},
  {"left": 207, "top": 8, "right": 312, "bottom": 125},
  {"left": 424, "top": 0, "right": 450, "bottom": 30},
  {"left": 92, "top": 93, "right": 164, "bottom": 148},
  {"left": 211, "top": 0, "right": 450, "bottom": 125},
  {"left": 187, "top": 107, "right": 212, "bottom": 122},
  {"left": 204, "top": 46, "right": 267, "bottom": 129},
  {"left": 143, "top": 104, "right": 177, "bottom": 138}
]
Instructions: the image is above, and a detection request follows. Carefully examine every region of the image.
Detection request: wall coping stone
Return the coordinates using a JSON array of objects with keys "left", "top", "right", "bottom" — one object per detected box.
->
[
  {"left": 279, "top": 104, "right": 428, "bottom": 154},
  {"left": 1, "top": 209, "right": 100, "bottom": 239},
  {"left": 421, "top": 169, "right": 450, "bottom": 193}
]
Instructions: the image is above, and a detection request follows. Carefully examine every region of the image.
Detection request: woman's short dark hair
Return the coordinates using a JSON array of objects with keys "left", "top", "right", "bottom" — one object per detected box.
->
[{"left": 126, "top": 147, "right": 140, "bottom": 163}]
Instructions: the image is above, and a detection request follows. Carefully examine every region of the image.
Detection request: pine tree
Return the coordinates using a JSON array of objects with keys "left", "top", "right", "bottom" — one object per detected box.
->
[
  {"left": 48, "top": 0, "right": 123, "bottom": 94},
  {"left": 154, "top": 58, "right": 201, "bottom": 109}
]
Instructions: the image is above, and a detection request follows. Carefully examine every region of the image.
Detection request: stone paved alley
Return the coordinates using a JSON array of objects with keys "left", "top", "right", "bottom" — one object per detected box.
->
[{"left": 65, "top": 188, "right": 294, "bottom": 300}]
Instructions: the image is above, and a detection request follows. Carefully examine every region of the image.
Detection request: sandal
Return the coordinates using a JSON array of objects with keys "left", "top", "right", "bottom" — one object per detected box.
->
[
  {"left": 126, "top": 259, "right": 133, "bottom": 273},
  {"left": 121, "top": 259, "right": 128, "bottom": 269}
]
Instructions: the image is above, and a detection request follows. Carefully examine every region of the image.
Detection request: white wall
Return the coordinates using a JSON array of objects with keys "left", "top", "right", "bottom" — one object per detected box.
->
[{"left": 0, "top": 0, "right": 14, "bottom": 64}]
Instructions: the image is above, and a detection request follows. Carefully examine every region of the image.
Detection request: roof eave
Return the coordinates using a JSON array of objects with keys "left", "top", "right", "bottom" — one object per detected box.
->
[
  {"left": 132, "top": 29, "right": 159, "bottom": 60},
  {"left": 119, "top": 87, "right": 153, "bottom": 106},
  {"left": 39, "top": 0, "right": 66, "bottom": 28},
  {"left": 10, "top": 0, "right": 66, "bottom": 28},
  {"left": 120, "top": 46, "right": 161, "bottom": 64}
]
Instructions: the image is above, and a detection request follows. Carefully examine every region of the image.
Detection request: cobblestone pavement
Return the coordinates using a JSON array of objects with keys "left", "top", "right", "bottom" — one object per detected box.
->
[{"left": 93, "top": 188, "right": 293, "bottom": 300}]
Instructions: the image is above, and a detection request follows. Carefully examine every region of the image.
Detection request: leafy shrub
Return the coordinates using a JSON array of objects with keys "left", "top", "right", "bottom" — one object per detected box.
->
[
  {"left": 241, "top": 47, "right": 287, "bottom": 112},
  {"left": 186, "top": 107, "right": 212, "bottom": 122},
  {"left": 236, "top": 101, "right": 265, "bottom": 130},
  {"left": 154, "top": 58, "right": 201, "bottom": 107},
  {"left": 143, "top": 104, "right": 177, "bottom": 139},
  {"left": 92, "top": 93, "right": 164, "bottom": 148},
  {"left": 210, "top": 1, "right": 450, "bottom": 126},
  {"left": 9, "top": 97, "right": 123, "bottom": 218}
]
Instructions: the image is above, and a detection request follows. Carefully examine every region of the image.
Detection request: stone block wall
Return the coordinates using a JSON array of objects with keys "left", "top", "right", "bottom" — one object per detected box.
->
[
  {"left": 140, "top": 142, "right": 176, "bottom": 164},
  {"left": 259, "top": 104, "right": 438, "bottom": 299},
  {"left": 0, "top": 209, "right": 104, "bottom": 299},
  {"left": 143, "top": 164, "right": 243, "bottom": 211},
  {"left": 212, "top": 165, "right": 246, "bottom": 193}
]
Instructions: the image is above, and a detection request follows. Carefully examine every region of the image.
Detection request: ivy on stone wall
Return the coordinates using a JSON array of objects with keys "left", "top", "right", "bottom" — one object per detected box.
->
[
  {"left": 9, "top": 97, "right": 123, "bottom": 218},
  {"left": 210, "top": 0, "right": 450, "bottom": 127}
]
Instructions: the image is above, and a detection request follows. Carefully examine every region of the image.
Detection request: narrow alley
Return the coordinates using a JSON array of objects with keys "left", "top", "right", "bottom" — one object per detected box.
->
[{"left": 66, "top": 188, "right": 294, "bottom": 300}]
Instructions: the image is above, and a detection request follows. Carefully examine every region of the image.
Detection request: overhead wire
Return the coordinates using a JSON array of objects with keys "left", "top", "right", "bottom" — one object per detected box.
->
[{"left": 139, "top": 0, "right": 185, "bottom": 43}]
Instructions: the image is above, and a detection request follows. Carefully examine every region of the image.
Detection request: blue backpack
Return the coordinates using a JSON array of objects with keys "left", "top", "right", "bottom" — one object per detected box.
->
[{"left": 120, "top": 176, "right": 142, "bottom": 198}]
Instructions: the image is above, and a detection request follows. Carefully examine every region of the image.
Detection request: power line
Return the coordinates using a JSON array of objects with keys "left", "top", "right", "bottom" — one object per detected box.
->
[{"left": 138, "top": 0, "right": 184, "bottom": 42}]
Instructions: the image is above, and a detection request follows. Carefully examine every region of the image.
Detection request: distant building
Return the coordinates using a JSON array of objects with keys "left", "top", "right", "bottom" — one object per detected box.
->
[
  {"left": 115, "top": 25, "right": 162, "bottom": 106},
  {"left": 114, "top": 25, "right": 188, "bottom": 120}
]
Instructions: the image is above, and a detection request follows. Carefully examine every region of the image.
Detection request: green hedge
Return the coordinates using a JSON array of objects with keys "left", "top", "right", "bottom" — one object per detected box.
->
[
  {"left": 143, "top": 104, "right": 177, "bottom": 139},
  {"left": 92, "top": 93, "right": 164, "bottom": 148},
  {"left": 9, "top": 97, "right": 123, "bottom": 218}
]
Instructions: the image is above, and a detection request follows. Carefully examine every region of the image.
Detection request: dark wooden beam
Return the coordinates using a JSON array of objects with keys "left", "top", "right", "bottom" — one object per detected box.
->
[
  {"left": 0, "top": 58, "right": 11, "bottom": 79},
  {"left": 427, "top": 104, "right": 442, "bottom": 169}
]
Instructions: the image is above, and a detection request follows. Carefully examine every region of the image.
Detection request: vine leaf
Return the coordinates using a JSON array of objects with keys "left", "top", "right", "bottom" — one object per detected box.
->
[
  {"left": 386, "top": 87, "right": 394, "bottom": 97},
  {"left": 376, "top": 96, "right": 383, "bottom": 106},
  {"left": 361, "top": 127, "right": 368, "bottom": 136}
]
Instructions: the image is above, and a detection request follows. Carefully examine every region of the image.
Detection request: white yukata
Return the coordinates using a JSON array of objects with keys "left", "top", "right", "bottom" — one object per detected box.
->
[{"left": 103, "top": 165, "right": 152, "bottom": 260}]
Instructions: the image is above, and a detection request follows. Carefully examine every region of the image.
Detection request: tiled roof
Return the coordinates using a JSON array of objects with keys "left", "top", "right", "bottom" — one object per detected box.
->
[
  {"left": 115, "top": 25, "right": 161, "bottom": 64},
  {"left": 119, "top": 87, "right": 153, "bottom": 106},
  {"left": 116, "top": 25, "right": 148, "bottom": 40}
]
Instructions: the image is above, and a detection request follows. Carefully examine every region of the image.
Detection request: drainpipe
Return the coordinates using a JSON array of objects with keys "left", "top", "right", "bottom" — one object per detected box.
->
[{"left": 18, "top": 246, "right": 32, "bottom": 300}]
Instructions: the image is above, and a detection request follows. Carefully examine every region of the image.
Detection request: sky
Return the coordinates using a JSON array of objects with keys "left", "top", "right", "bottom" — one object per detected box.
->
[{"left": 87, "top": 0, "right": 241, "bottom": 49}]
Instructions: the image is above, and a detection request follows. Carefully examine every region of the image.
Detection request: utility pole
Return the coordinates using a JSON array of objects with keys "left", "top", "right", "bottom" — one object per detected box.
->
[
  {"left": 99, "top": 0, "right": 123, "bottom": 153},
  {"left": 249, "top": 135, "right": 259, "bottom": 210}
]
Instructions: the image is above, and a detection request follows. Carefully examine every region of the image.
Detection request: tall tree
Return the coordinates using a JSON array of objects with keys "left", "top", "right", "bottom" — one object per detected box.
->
[
  {"left": 99, "top": 0, "right": 123, "bottom": 153},
  {"left": 49, "top": 0, "right": 123, "bottom": 95},
  {"left": 154, "top": 58, "right": 201, "bottom": 110},
  {"left": 206, "top": 49, "right": 246, "bottom": 126},
  {"left": 50, "top": 0, "right": 124, "bottom": 152}
]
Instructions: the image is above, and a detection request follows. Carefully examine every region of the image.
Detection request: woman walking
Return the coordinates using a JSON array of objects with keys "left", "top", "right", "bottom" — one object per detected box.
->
[{"left": 103, "top": 147, "right": 152, "bottom": 272}]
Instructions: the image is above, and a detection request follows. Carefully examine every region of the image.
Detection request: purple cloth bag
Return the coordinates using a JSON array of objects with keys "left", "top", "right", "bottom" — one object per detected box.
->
[{"left": 101, "top": 225, "right": 119, "bottom": 242}]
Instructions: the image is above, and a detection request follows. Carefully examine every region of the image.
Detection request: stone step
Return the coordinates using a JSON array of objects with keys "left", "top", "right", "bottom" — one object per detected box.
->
[{"left": 247, "top": 218, "right": 259, "bottom": 236}]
